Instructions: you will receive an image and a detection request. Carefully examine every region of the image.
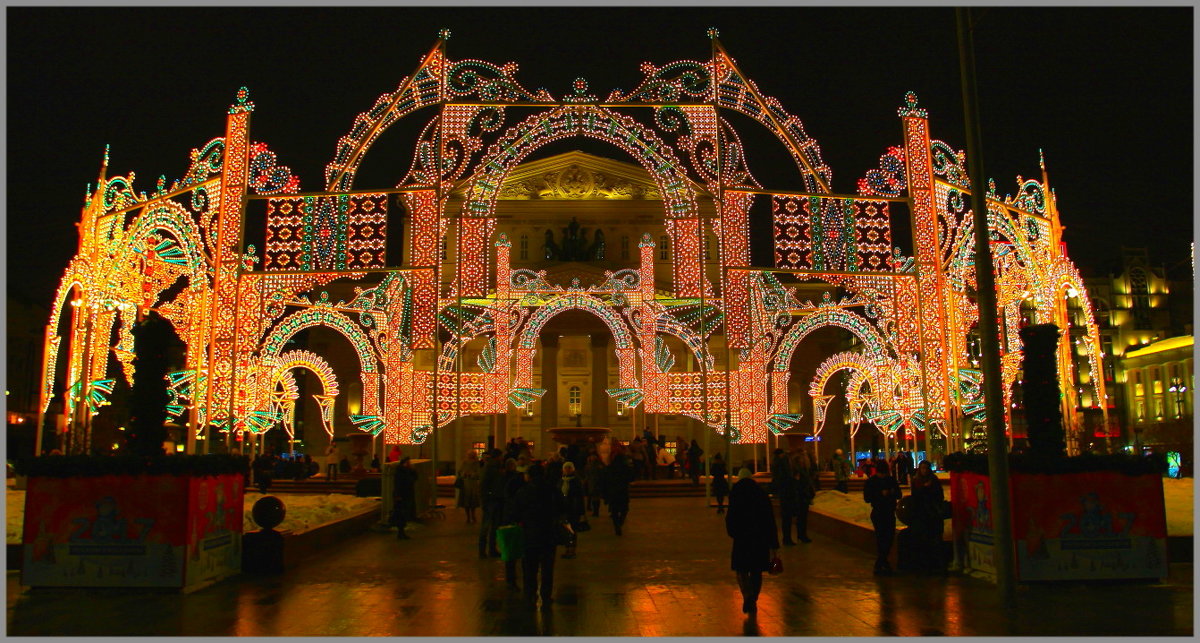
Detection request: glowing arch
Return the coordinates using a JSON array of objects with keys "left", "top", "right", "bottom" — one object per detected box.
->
[
  {"left": 124, "top": 201, "right": 209, "bottom": 288},
  {"left": 772, "top": 308, "right": 891, "bottom": 372},
  {"left": 261, "top": 308, "right": 379, "bottom": 373},
  {"left": 268, "top": 350, "right": 341, "bottom": 440}
]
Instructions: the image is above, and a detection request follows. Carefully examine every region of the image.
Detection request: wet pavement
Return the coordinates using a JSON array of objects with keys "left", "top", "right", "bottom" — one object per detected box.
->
[{"left": 7, "top": 496, "right": 1193, "bottom": 636}]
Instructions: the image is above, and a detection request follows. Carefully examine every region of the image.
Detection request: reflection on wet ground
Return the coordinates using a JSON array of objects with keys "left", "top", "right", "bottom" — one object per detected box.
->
[{"left": 7, "top": 496, "right": 1193, "bottom": 636}]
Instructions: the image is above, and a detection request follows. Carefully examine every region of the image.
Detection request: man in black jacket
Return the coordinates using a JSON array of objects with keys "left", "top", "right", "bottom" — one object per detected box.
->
[
  {"left": 863, "top": 460, "right": 902, "bottom": 574},
  {"left": 511, "top": 463, "right": 564, "bottom": 607},
  {"left": 391, "top": 457, "right": 418, "bottom": 540}
]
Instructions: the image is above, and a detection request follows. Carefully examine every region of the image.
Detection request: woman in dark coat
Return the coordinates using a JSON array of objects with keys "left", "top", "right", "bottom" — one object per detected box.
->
[
  {"left": 687, "top": 439, "right": 704, "bottom": 485},
  {"left": 583, "top": 453, "right": 605, "bottom": 518},
  {"left": 391, "top": 457, "right": 418, "bottom": 540},
  {"left": 908, "top": 460, "right": 945, "bottom": 572},
  {"left": 603, "top": 442, "right": 634, "bottom": 535},
  {"left": 725, "top": 467, "right": 779, "bottom": 615},
  {"left": 710, "top": 453, "right": 729, "bottom": 514}
]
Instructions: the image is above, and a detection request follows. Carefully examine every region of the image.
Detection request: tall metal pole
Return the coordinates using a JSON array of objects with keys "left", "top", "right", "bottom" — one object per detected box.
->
[{"left": 957, "top": 7, "right": 1016, "bottom": 606}]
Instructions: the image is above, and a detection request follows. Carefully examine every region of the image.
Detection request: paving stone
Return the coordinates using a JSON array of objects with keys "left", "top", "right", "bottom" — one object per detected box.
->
[{"left": 6, "top": 496, "right": 1193, "bottom": 636}]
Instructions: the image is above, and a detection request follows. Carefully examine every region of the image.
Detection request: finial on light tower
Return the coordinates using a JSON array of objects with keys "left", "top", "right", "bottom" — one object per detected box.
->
[
  {"left": 707, "top": 27, "right": 720, "bottom": 40},
  {"left": 439, "top": 28, "right": 451, "bottom": 40}
]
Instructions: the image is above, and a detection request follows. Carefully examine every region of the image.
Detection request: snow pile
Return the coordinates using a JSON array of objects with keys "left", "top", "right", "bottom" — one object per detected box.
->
[
  {"left": 814, "top": 477, "right": 1193, "bottom": 537},
  {"left": 243, "top": 492, "right": 379, "bottom": 534},
  {"left": 5, "top": 490, "right": 380, "bottom": 544}
]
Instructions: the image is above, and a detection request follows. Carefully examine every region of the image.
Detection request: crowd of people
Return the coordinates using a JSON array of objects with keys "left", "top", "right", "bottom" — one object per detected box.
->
[{"left": 385, "top": 435, "right": 945, "bottom": 614}]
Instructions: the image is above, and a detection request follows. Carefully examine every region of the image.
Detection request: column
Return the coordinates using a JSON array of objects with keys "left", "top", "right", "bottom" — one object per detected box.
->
[
  {"left": 591, "top": 335, "right": 610, "bottom": 427},
  {"left": 540, "top": 334, "right": 559, "bottom": 433}
]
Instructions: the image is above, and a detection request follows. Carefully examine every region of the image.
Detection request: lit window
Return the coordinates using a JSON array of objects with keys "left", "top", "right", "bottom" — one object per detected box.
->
[
  {"left": 440, "top": 238, "right": 448, "bottom": 261},
  {"left": 659, "top": 235, "right": 670, "bottom": 261},
  {"left": 472, "top": 441, "right": 486, "bottom": 458},
  {"left": 569, "top": 386, "right": 581, "bottom": 416}
]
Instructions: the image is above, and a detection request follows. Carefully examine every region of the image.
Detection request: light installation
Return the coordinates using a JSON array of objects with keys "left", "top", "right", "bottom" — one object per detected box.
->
[{"left": 39, "top": 31, "right": 1108, "bottom": 458}]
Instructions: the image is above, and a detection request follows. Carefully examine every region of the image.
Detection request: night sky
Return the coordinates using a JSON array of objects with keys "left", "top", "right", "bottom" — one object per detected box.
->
[{"left": 6, "top": 7, "right": 1193, "bottom": 308}]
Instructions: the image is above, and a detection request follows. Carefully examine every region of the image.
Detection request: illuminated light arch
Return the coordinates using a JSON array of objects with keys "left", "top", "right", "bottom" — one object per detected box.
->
[
  {"left": 772, "top": 308, "right": 891, "bottom": 373},
  {"left": 511, "top": 293, "right": 641, "bottom": 393},
  {"left": 261, "top": 308, "right": 379, "bottom": 373},
  {"left": 267, "top": 349, "right": 341, "bottom": 440}
]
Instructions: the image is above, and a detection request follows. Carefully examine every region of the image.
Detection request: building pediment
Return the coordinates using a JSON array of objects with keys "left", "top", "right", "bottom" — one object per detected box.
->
[{"left": 453, "top": 150, "right": 706, "bottom": 201}]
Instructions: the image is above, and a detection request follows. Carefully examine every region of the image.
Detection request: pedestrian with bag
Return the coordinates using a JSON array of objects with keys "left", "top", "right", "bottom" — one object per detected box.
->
[
  {"left": 478, "top": 449, "right": 505, "bottom": 558},
  {"left": 512, "top": 463, "right": 565, "bottom": 608},
  {"left": 499, "top": 458, "right": 527, "bottom": 588},
  {"left": 863, "top": 459, "right": 902, "bottom": 574},
  {"left": 457, "top": 450, "right": 482, "bottom": 524},
  {"left": 726, "top": 466, "right": 779, "bottom": 616},
  {"left": 559, "top": 461, "right": 587, "bottom": 558}
]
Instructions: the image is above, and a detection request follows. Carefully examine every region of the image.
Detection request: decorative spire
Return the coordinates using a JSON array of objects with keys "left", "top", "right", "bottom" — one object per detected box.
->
[
  {"left": 707, "top": 27, "right": 720, "bottom": 40},
  {"left": 1038, "top": 147, "right": 1045, "bottom": 171},
  {"left": 228, "top": 86, "right": 255, "bottom": 114},
  {"left": 898, "top": 91, "right": 928, "bottom": 118},
  {"left": 438, "top": 28, "right": 451, "bottom": 40}
]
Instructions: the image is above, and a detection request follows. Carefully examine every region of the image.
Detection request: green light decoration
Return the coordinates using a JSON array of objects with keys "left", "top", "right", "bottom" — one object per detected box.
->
[
  {"left": 767, "top": 413, "right": 804, "bottom": 435},
  {"left": 507, "top": 387, "right": 546, "bottom": 408},
  {"left": 350, "top": 414, "right": 386, "bottom": 436},
  {"left": 606, "top": 387, "right": 645, "bottom": 408}
]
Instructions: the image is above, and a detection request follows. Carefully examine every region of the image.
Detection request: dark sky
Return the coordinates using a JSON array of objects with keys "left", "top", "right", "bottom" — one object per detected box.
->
[{"left": 7, "top": 7, "right": 1193, "bottom": 307}]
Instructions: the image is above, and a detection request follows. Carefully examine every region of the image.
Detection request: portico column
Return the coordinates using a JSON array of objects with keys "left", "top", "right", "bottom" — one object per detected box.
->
[
  {"left": 591, "top": 335, "right": 610, "bottom": 427},
  {"left": 540, "top": 334, "right": 559, "bottom": 436}
]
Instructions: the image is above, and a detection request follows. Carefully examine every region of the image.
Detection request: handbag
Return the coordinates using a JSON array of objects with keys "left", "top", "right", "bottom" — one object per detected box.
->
[
  {"left": 496, "top": 524, "right": 525, "bottom": 561},
  {"left": 453, "top": 476, "right": 464, "bottom": 490},
  {"left": 557, "top": 521, "right": 575, "bottom": 546},
  {"left": 768, "top": 556, "right": 783, "bottom": 575}
]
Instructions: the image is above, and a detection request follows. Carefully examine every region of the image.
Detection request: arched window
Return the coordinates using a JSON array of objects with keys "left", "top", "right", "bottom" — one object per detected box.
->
[
  {"left": 659, "top": 235, "right": 671, "bottom": 261},
  {"left": 568, "top": 386, "right": 582, "bottom": 416}
]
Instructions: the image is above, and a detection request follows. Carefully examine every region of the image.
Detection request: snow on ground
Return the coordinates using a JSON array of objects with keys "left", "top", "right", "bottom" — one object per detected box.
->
[
  {"left": 5, "top": 489, "right": 380, "bottom": 544},
  {"left": 813, "top": 476, "right": 1194, "bottom": 537}
]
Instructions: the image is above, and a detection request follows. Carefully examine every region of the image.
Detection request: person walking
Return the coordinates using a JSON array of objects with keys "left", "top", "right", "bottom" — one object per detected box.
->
[
  {"left": 559, "top": 461, "right": 586, "bottom": 559},
  {"left": 642, "top": 429, "right": 658, "bottom": 479},
  {"left": 478, "top": 449, "right": 504, "bottom": 558},
  {"left": 863, "top": 459, "right": 902, "bottom": 574},
  {"left": 500, "top": 458, "right": 527, "bottom": 588},
  {"left": 710, "top": 452, "right": 729, "bottom": 514},
  {"left": 323, "top": 442, "right": 339, "bottom": 481},
  {"left": 604, "top": 441, "right": 634, "bottom": 535},
  {"left": 792, "top": 451, "right": 816, "bottom": 543},
  {"left": 831, "top": 449, "right": 852, "bottom": 493},
  {"left": 687, "top": 439, "right": 704, "bottom": 485},
  {"left": 457, "top": 450, "right": 482, "bottom": 524},
  {"left": 512, "top": 463, "right": 565, "bottom": 608},
  {"left": 726, "top": 467, "right": 779, "bottom": 616},
  {"left": 583, "top": 452, "right": 605, "bottom": 518},
  {"left": 908, "top": 460, "right": 946, "bottom": 573},
  {"left": 391, "top": 456, "right": 418, "bottom": 540},
  {"left": 895, "top": 449, "right": 913, "bottom": 486},
  {"left": 630, "top": 438, "right": 646, "bottom": 480},
  {"left": 772, "top": 448, "right": 799, "bottom": 546}
]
